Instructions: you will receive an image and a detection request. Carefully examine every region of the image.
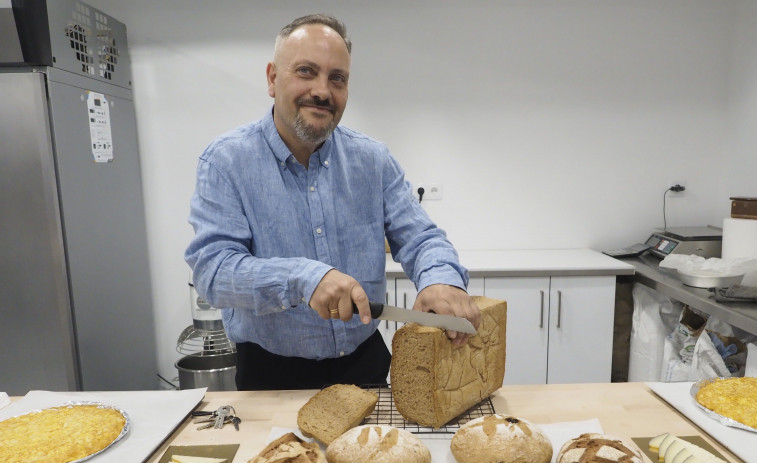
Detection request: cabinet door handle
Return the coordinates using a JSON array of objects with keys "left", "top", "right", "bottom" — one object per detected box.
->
[
  {"left": 556, "top": 290, "right": 563, "bottom": 328},
  {"left": 539, "top": 290, "right": 545, "bottom": 328},
  {"left": 385, "top": 292, "right": 389, "bottom": 329}
]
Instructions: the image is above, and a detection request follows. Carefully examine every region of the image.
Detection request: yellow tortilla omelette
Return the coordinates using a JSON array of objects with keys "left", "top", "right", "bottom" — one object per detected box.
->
[
  {"left": 0, "top": 403, "right": 127, "bottom": 463},
  {"left": 696, "top": 377, "right": 757, "bottom": 429}
]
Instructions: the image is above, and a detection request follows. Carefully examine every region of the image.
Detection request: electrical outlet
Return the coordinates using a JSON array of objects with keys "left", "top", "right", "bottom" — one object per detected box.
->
[
  {"left": 416, "top": 183, "right": 443, "bottom": 201},
  {"left": 669, "top": 182, "right": 686, "bottom": 194}
]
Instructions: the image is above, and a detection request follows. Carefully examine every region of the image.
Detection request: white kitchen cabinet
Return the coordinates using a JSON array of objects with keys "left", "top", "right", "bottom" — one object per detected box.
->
[
  {"left": 485, "top": 276, "right": 616, "bottom": 385},
  {"left": 482, "top": 277, "right": 550, "bottom": 385}
]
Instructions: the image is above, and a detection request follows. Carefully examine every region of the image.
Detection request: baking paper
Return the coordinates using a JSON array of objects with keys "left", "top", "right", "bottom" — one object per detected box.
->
[{"left": 0, "top": 389, "right": 206, "bottom": 462}]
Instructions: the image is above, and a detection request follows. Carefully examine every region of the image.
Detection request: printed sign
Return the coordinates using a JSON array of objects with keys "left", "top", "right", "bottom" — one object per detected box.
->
[{"left": 86, "top": 92, "right": 114, "bottom": 162}]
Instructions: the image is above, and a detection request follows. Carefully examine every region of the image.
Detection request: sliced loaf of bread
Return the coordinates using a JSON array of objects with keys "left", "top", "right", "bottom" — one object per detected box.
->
[
  {"left": 297, "top": 384, "right": 378, "bottom": 444},
  {"left": 390, "top": 296, "right": 507, "bottom": 428}
]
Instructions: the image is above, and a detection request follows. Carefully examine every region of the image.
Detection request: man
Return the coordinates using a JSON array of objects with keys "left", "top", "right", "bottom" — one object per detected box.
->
[{"left": 185, "top": 14, "right": 480, "bottom": 390}]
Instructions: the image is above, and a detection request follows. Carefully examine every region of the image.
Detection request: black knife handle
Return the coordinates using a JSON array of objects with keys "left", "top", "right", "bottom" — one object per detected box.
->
[{"left": 352, "top": 301, "right": 384, "bottom": 319}]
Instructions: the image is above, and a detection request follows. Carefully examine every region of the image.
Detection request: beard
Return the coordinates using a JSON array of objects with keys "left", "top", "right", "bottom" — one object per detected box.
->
[{"left": 293, "top": 98, "right": 338, "bottom": 145}]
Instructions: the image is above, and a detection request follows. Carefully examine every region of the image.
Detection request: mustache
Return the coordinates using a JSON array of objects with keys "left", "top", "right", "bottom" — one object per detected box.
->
[{"left": 297, "top": 97, "right": 336, "bottom": 114}]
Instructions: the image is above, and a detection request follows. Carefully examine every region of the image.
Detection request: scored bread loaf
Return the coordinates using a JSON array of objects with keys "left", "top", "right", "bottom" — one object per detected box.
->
[
  {"left": 249, "top": 432, "right": 326, "bottom": 463},
  {"left": 450, "top": 414, "right": 552, "bottom": 463},
  {"left": 390, "top": 296, "right": 507, "bottom": 427},
  {"left": 556, "top": 433, "right": 643, "bottom": 463},
  {"left": 297, "top": 384, "right": 378, "bottom": 445},
  {"left": 325, "top": 425, "right": 431, "bottom": 463}
]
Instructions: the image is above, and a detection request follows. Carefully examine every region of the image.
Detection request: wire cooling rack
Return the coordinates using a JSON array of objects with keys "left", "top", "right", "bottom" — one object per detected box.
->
[{"left": 360, "top": 384, "right": 495, "bottom": 436}]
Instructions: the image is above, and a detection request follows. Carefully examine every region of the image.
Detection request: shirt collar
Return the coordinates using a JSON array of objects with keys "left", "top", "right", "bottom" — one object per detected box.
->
[{"left": 262, "top": 106, "right": 333, "bottom": 170}]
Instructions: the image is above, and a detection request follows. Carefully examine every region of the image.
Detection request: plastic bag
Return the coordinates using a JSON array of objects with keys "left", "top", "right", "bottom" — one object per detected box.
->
[{"left": 628, "top": 284, "right": 683, "bottom": 381}]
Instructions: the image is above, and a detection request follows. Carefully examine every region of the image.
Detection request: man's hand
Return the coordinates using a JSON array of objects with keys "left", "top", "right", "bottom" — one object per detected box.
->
[
  {"left": 309, "top": 269, "right": 372, "bottom": 324},
  {"left": 413, "top": 284, "right": 481, "bottom": 346}
]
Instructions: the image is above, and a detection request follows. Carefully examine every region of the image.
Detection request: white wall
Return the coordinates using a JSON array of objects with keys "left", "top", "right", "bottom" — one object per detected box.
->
[{"left": 85, "top": 0, "right": 755, "bottom": 386}]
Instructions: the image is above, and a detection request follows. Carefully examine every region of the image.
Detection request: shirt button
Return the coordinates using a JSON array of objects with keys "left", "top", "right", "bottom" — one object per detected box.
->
[
  {"left": 281, "top": 305, "right": 286, "bottom": 310},
  {"left": 339, "top": 351, "right": 345, "bottom": 357},
  {"left": 310, "top": 186, "right": 315, "bottom": 192},
  {"left": 324, "top": 160, "right": 329, "bottom": 166},
  {"left": 280, "top": 161, "right": 285, "bottom": 167},
  {"left": 301, "top": 297, "right": 305, "bottom": 302},
  {"left": 316, "top": 228, "right": 322, "bottom": 234}
]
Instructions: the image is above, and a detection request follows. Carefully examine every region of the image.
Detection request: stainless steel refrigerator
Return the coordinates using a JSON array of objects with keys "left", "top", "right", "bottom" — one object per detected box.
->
[{"left": 0, "top": 0, "right": 157, "bottom": 394}]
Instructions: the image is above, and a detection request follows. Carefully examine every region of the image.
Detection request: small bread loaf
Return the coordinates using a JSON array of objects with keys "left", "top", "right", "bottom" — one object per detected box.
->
[
  {"left": 297, "top": 384, "right": 378, "bottom": 445},
  {"left": 249, "top": 432, "right": 326, "bottom": 463},
  {"left": 390, "top": 296, "right": 507, "bottom": 427},
  {"left": 325, "top": 425, "right": 431, "bottom": 463},
  {"left": 556, "top": 433, "right": 643, "bottom": 463},
  {"left": 450, "top": 414, "right": 552, "bottom": 463}
]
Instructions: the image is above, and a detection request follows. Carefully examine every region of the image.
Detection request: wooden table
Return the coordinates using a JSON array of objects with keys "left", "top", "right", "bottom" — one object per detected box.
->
[{"left": 145, "top": 382, "right": 742, "bottom": 463}]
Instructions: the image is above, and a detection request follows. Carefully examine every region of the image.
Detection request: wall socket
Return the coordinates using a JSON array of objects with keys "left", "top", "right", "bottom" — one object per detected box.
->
[
  {"left": 416, "top": 183, "right": 443, "bottom": 201},
  {"left": 669, "top": 182, "right": 686, "bottom": 194}
]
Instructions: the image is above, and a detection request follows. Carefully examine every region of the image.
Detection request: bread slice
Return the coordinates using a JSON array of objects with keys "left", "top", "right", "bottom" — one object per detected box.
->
[
  {"left": 390, "top": 296, "right": 507, "bottom": 428},
  {"left": 297, "top": 384, "right": 378, "bottom": 444}
]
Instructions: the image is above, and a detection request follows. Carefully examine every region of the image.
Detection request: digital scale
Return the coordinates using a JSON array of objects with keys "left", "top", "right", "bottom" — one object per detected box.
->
[
  {"left": 603, "top": 225, "right": 723, "bottom": 259},
  {"left": 645, "top": 225, "right": 723, "bottom": 259}
]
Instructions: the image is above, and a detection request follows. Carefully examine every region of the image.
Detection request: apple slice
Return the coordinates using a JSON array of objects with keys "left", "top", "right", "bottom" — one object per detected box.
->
[
  {"left": 649, "top": 432, "right": 669, "bottom": 452},
  {"left": 665, "top": 440, "right": 690, "bottom": 463},
  {"left": 671, "top": 448, "right": 698, "bottom": 463},
  {"left": 658, "top": 434, "right": 678, "bottom": 461}
]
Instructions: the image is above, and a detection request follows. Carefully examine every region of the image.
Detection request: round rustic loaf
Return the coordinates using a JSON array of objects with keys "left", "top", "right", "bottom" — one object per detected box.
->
[
  {"left": 556, "top": 433, "right": 643, "bottom": 463},
  {"left": 249, "top": 432, "right": 326, "bottom": 463},
  {"left": 450, "top": 414, "right": 552, "bottom": 463},
  {"left": 325, "top": 425, "right": 431, "bottom": 463}
]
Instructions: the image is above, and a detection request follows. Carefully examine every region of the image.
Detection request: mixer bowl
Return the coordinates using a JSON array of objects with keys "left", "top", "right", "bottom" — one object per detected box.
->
[{"left": 175, "top": 352, "right": 237, "bottom": 391}]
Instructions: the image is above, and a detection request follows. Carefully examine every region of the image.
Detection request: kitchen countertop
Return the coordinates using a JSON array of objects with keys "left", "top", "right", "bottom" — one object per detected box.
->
[
  {"left": 144, "top": 382, "right": 740, "bottom": 463},
  {"left": 386, "top": 248, "right": 636, "bottom": 278},
  {"left": 621, "top": 254, "right": 757, "bottom": 335}
]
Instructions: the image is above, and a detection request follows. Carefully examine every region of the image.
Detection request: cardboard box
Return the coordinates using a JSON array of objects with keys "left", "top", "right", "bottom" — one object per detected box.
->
[{"left": 730, "top": 197, "right": 757, "bottom": 220}]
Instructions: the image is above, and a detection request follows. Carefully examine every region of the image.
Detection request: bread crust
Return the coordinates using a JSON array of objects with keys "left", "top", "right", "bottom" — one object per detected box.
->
[
  {"left": 297, "top": 384, "right": 378, "bottom": 444},
  {"left": 556, "top": 433, "right": 643, "bottom": 463},
  {"left": 450, "top": 414, "right": 552, "bottom": 463},
  {"left": 325, "top": 425, "right": 431, "bottom": 463},
  {"left": 249, "top": 432, "right": 326, "bottom": 463},
  {"left": 390, "top": 296, "right": 507, "bottom": 427}
]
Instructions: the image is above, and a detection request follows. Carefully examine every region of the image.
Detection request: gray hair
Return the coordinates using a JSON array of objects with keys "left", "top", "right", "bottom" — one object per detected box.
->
[{"left": 277, "top": 14, "right": 352, "bottom": 54}]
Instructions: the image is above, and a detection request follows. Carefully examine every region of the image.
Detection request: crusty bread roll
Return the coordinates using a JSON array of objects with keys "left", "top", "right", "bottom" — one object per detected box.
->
[
  {"left": 450, "top": 414, "right": 552, "bottom": 463},
  {"left": 249, "top": 432, "right": 326, "bottom": 463},
  {"left": 325, "top": 425, "right": 431, "bottom": 463},
  {"left": 390, "top": 296, "right": 507, "bottom": 427},
  {"left": 297, "top": 384, "right": 378, "bottom": 445},
  {"left": 556, "top": 433, "right": 643, "bottom": 463}
]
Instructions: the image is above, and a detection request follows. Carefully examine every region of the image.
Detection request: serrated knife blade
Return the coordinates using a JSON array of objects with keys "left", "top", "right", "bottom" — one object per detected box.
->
[{"left": 353, "top": 302, "right": 477, "bottom": 334}]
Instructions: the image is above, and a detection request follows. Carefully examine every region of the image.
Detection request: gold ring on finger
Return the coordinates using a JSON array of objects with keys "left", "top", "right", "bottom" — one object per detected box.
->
[{"left": 329, "top": 308, "right": 339, "bottom": 317}]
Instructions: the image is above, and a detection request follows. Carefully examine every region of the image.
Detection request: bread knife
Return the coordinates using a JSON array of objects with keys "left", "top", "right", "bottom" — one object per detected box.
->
[{"left": 352, "top": 302, "right": 477, "bottom": 334}]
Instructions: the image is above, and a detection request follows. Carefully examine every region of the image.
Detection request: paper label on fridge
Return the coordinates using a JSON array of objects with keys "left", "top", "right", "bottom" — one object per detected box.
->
[{"left": 86, "top": 92, "right": 114, "bottom": 163}]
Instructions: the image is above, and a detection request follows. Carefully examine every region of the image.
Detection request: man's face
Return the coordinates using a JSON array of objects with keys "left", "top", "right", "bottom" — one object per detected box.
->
[{"left": 267, "top": 24, "right": 350, "bottom": 148}]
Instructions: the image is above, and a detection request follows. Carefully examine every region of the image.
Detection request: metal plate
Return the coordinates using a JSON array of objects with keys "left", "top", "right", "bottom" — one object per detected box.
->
[
  {"left": 1, "top": 401, "right": 130, "bottom": 462},
  {"left": 690, "top": 378, "right": 757, "bottom": 433},
  {"left": 677, "top": 270, "right": 744, "bottom": 289}
]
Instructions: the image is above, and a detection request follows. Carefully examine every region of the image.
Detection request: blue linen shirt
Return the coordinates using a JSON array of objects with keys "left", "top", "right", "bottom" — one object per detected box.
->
[{"left": 184, "top": 109, "right": 469, "bottom": 360}]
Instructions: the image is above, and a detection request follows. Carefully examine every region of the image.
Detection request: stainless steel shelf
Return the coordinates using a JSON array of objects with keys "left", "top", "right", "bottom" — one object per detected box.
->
[{"left": 622, "top": 255, "right": 757, "bottom": 335}]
